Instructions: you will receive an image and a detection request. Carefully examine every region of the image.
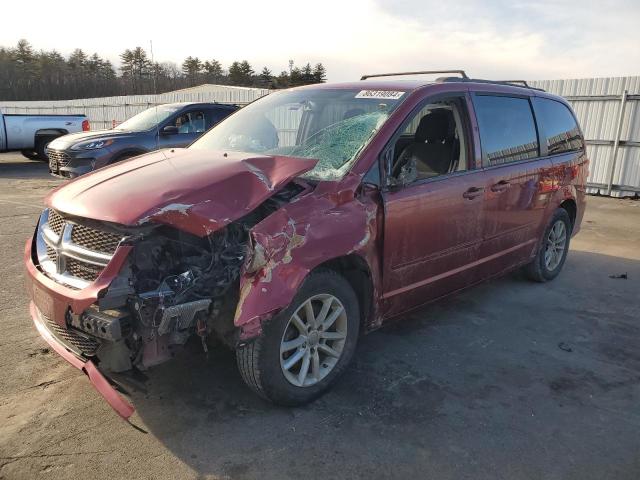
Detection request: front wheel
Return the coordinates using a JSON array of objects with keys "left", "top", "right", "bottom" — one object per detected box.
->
[
  {"left": 236, "top": 269, "right": 360, "bottom": 406},
  {"left": 523, "top": 208, "right": 572, "bottom": 282}
]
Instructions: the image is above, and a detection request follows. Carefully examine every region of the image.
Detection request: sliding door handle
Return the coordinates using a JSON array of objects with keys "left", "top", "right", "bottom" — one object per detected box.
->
[
  {"left": 490, "top": 180, "right": 511, "bottom": 193},
  {"left": 463, "top": 186, "right": 485, "bottom": 199}
]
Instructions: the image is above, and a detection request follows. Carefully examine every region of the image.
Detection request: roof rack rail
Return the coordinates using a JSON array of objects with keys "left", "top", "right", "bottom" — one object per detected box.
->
[
  {"left": 360, "top": 70, "right": 468, "bottom": 81},
  {"left": 498, "top": 80, "right": 530, "bottom": 87},
  {"left": 437, "top": 76, "right": 546, "bottom": 92},
  {"left": 491, "top": 79, "right": 545, "bottom": 92}
]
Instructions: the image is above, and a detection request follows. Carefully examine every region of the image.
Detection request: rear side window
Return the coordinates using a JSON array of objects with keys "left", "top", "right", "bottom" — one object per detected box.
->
[
  {"left": 473, "top": 95, "right": 539, "bottom": 166},
  {"left": 206, "top": 108, "right": 234, "bottom": 127},
  {"left": 533, "top": 98, "right": 584, "bottom": 154}
]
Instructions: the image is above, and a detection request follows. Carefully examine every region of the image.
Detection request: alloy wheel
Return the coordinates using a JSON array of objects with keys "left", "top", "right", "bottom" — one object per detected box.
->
[
  {"left": 279, "top": 294, "right": 348, "bottom": 387},
  {"left": 544, "top": 219, "right": 567, "bottom": 271}
]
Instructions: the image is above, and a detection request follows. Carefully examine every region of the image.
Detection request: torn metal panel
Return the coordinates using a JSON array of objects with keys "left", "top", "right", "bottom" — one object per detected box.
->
[
  {"left": 234, "top": 175, "right": 383, "bottom": 338},
  {"left": 45, "top": 148, "right": 317, "bottom": 237}
]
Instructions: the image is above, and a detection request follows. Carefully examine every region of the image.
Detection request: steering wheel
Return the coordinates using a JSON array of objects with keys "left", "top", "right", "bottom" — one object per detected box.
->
[{"left": 391, "top": 150, "right": 411, "bottom": 178}]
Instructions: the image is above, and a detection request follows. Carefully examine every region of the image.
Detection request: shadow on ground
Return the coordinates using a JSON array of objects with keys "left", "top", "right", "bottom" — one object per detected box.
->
[
  {"left": 128, "top": 250, "right": 640, "bottom": 479},
  {"left": 0, "top": 158, "right": 52, "bottom": 179}
]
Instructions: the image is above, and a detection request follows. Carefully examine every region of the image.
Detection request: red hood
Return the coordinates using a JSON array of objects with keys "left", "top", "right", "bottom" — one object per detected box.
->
[{"left": 46, "top": 149, "right": 317, "bottom": 236}]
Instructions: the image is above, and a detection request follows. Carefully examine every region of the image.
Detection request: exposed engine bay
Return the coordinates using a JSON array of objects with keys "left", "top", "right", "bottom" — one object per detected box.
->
[{"left": 67, "top": 182, "right": 306, "bottom": 374}]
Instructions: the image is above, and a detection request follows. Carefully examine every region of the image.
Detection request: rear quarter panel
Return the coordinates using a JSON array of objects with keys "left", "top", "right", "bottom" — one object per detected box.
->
[
  {"left": 534, "top": 93, "right": 588, "bottom": 237},
  {"left": 547, "top": 150, "right": 588, "bottom": 236}
]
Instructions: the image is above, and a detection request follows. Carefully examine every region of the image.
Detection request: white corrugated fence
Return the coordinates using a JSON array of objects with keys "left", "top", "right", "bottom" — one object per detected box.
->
[{"left": 0, "top": 84, "right": 271, "bottom": 130}]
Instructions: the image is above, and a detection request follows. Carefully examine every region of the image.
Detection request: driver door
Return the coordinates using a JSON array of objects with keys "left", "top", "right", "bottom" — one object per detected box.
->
[
  {"left": 157, "top": 110, "right": 204, "bottom": 149},
  {"left": 381, "top": 94, "right": 487, "bottom": 317}
]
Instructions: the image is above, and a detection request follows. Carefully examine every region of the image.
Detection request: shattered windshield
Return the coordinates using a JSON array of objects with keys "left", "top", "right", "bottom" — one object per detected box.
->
[{"left": 190, "top": 88, "right": 407, "bottom": 180}]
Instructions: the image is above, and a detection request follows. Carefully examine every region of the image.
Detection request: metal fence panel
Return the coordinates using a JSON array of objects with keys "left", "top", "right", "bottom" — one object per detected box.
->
[{"left": 0, "top": 84, "right": 270, "bottom": 130}]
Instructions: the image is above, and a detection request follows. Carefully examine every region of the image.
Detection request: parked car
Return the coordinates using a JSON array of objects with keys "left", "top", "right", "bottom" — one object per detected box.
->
[
  {"left": 0, "top": 110, "right": 88, "bottom": 160},
  {"left": 24, "top": 71, "right": 587, "bottom": 418},
  {"left": 46, "top": 102, "right": 238, "bottom": 178}
]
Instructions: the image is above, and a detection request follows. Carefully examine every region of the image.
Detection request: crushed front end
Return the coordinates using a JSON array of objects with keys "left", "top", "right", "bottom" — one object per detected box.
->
[
  {"left": 24, "top": 207, "right": 255, "bottom": 418},
  {"left": 24, "top": 180, "right": 305, "bottom": 418}
]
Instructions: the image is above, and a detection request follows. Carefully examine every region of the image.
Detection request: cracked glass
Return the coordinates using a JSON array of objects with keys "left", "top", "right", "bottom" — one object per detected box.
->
[{"left": 190, "top": 88, "right": 407, "bottom": 180}]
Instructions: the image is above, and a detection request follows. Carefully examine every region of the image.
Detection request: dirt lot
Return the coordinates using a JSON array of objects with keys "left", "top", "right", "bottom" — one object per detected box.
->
[{"left": 0, "top": 152, "right": 638, "bottom": 480}]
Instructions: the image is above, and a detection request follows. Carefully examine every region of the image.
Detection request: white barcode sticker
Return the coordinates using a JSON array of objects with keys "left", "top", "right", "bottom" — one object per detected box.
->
[{"left": 355, "top": 90, "right": 405, "bottom": 100}]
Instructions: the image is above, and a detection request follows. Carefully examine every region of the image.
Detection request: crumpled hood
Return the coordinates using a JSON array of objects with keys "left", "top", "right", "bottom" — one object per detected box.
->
[
  {"left": 46, "top": 148, "right": 317, "bottom": 236},
  {"left": 47, "top": 130, "right": 136, "bottom": 149}
]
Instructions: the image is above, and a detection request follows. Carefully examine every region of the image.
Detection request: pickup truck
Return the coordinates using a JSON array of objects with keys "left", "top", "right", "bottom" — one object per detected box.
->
[{"left": 0, "top": 111, "right": 89, "bottom": 160}]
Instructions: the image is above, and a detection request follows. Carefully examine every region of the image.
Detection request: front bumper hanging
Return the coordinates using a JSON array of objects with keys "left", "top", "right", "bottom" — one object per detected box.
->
[{"left": 30, "top": 302, "right": 135, "bottom": 420}]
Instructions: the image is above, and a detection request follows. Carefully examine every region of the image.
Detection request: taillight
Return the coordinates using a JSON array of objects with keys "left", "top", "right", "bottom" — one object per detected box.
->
[{"left": 82, "top": 119, "right": 90, "bottom": 131}]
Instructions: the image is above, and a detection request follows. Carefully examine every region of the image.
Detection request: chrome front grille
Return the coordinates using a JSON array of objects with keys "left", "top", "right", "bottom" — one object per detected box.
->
[
  {"left": 48, "top": 209, "right": 64, "bottom": 235},
  {"left": 35, "top": 209, "right": 123, "bottom": 289},
  {"left": 66, "top": 258, "right": 105, "bottom": 282},
  {"left": 71, "top": 224, "right": 121, "bottom": 255},
  {"left": 46, "top": 245, "right": 57, "bottom": 262},
  {"left": 47, "top": 149, "right": 71, "bottom": 169}
]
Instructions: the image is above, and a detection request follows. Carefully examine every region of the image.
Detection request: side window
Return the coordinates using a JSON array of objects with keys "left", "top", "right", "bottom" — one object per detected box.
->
[
  {"left": 168, "top": 111, "right": 206, "bottom": 134},
  {"left": 533, "top": 98, "right": 584, "bottom": 154},
  {"left": 389, "top": 98, "right": 469, "bottom": 185},
  {"left": 206, "top": 108, "right": 233, "bottom": 129},
  {"left": 474, "top": 95, "right": 539, "bottom": 166}
]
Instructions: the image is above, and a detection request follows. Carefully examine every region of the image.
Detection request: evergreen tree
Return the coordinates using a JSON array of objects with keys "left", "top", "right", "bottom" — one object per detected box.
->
[
  {"left": 300, "top": 63, "right": 314, "bottom": 84},
  {"left": 275, "top": 70, "right": 290, "bottom": 89},
  {"left": 68, "top": 49, "right": 88, "bottom": 72},
  {"left": 203, "top": 59, "right": 223, "bottom": 83},
  {"left": 259, "top": 67, "right": 273, "bottom": 88},
  {"left": 289, "top": 66, "right": 303, "bottom": 86},
  {"left": 229, "top": 60, "right": 254, "bottom": 86},
  {"left": 181, "top": 56, "right": 203, "bottom": 85},
  {"left": 312, "top": 63, "right": 327, "bottom": 83},
  {"left": 13, "top": 39, "right": 37, "bottom": 81},
  {"left": 0, "top": 38, "right": 329, "bottom": 99}
]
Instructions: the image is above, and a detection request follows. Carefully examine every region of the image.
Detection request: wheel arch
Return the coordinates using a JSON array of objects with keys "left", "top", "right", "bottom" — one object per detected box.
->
[
  {"left": 314, "top": 254, "right": 374, "bottom": 332},
  {"left": 35, "top": 128, "right": 68, "bottom": 139},
  {"left": 559, "top": 198, "right": 577, "bottom": 230},
  {"left": 233, "top": 190, "right": 382, "bottom": 341},
  {"left": 110, "top": 148, "right": 148, "bottom": 163}
]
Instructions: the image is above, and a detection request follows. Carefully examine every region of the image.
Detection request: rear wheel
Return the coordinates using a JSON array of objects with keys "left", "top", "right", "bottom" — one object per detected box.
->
[
  {"left": 236, "top": 269, "right": 359, "bottom": 406},
  {"left": 523, "top": 208, "right": 571, "bottom": 282}
]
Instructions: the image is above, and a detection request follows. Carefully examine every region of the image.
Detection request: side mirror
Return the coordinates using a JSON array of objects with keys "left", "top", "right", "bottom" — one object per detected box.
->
[{"left": 161, "top": 125, "right": 179, "bottom": 135}]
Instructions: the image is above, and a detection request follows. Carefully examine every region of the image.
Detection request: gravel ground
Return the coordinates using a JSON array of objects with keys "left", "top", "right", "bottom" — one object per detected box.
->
[{"left": 0, "top": 152, "right": 639, "bottom": 480}]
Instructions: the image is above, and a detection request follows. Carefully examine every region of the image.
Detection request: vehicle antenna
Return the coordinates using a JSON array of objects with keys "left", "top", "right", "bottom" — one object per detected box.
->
[{"left": 150, "top": 40, "right": 161, "bottom": 154}]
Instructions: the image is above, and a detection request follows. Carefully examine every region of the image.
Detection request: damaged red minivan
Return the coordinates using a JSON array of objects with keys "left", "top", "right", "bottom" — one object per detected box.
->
[{"left": 24, "top": 71, "right": 587, "bottom": 418}]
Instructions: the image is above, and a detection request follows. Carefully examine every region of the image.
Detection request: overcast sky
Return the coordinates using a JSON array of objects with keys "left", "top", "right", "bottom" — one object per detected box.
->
[{"left": 2, "top": 0, "right": 639, "bottom": 82}]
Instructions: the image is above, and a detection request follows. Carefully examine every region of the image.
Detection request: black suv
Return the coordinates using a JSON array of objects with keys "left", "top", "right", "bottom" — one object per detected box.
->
[{"left": 46, "top": 102, "right": 238, "bottom": 178}]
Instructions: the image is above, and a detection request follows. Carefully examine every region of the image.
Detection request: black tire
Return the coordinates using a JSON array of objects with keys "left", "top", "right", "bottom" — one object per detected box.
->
[
  {"left": 21, "top": 150, "right": 39, "bottom": 160},
  {"left": 34, "top": 136, "right": 56, "bottom": 161},
  {"left": 236, "top": 269, "right": 360, "bottom": 406},
  {"left": 523, "top": 208, "right": 572, "bottom": 282}
]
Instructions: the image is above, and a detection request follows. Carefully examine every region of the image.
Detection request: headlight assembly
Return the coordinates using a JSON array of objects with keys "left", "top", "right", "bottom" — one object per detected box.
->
[{"left": 71, "top": 139, "right": 114, "bottom": 150}]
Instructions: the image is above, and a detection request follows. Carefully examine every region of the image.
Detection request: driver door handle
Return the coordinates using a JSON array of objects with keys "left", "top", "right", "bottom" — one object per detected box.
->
[
  {"left": 490, "top": 180, "right": 511, "bottom": 193},
  {"left": 463, "top": 186, "right": 485, "bottom": 199}
]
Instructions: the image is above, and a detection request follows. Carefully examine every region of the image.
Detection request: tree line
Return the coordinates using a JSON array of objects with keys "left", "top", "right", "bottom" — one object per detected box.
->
[{"left": 0, "top": 39, "right": 327, "bottom": 101}]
